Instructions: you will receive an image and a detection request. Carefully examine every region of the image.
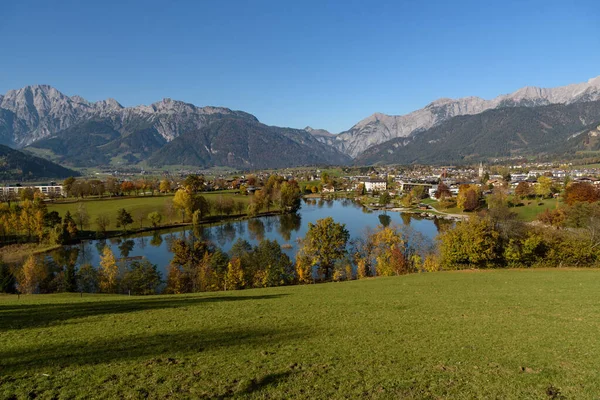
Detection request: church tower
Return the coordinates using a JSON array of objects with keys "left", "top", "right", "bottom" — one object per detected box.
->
[{"left": 478, "top": 162, "right": 484, "bottom": 178}]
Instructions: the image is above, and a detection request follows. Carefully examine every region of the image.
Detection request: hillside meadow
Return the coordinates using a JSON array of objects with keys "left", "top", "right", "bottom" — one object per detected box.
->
[{"left": 2, "top": 269, "right": 600, "bottom": 399}]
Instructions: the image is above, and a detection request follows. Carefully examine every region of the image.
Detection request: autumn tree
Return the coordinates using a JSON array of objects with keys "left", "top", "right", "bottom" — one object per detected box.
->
[
  {"left": 438, "top": 217, "right": 501, "bottom": 269},
  {"left": 434, "top": 182, "right": 451, "bottom": 199},
  {"left": 456, "top": 184, "right": 480, "bottom": 211},
  {"left": 535, "top": 176, "right": 553, "bottom": 199},
  {"left": 564, "top": 182, "right": 599, "bottom": 206},
  {"left": 184, "top": 174, "right": 205, "bottom": 193},
  {"left": 302, "top": 217, "right": 350, "bottom": 279},
  {"left": 159, "top": 179, "right": 172, "bottom": 193},
  {"left": 173, "top": 189, "right": 194, "bottom": 221},
  {"left": 63, "top": 211, "right": 78, "bottom": 241},
  {"left": 515, "top": 182, "right": 532, "bottom": 199},
  {"left": 99, "top": 246, "right": 119, "bottom": 293},
  {"left": 17, "top": 255, "right": 48, "bottom": 294},
  {"left": 121, "top": 181, "right": 135, "bottom": 195},
  {"left": 224, "top": 257, "right": 245, "bottom": 290}
]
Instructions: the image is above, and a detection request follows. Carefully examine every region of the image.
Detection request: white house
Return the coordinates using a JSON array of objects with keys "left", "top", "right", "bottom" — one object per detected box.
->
[
  {"left": 363, "top": 179, "right": 387, "bottom": 192},
  {"left": 0, "top": 185, "right": 64, "bottom": 197}
]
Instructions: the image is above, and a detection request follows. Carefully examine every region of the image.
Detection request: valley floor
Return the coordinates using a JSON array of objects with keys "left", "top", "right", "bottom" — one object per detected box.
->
[{"left": 1, "top": 270, "right": 600, "bottom": 399}]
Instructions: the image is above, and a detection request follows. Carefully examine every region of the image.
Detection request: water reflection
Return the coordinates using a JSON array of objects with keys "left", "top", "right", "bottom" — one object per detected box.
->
[
  {"left": 248, "top": 219, "right": 265, "bottom": 241},
  {"left": 378, "top": 214, "right": 391, "bottom": 228},
  {"left": 150, "top": 232, "right": 163, "bottom": 247},
  {"left": 47, "top": 199, "right": 447, "bottom": 275}
]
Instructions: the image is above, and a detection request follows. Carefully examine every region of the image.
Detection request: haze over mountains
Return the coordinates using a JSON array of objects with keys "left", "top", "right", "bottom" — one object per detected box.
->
[{"left": 1, "top": 76, "right": 600, "bottom": 171}]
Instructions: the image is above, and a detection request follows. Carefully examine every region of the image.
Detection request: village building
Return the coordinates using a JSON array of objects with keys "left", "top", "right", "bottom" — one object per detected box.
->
[
  {"left": 0, "top": 184, "right": 64, "bottom": 197},
  {"left": 363, "top": 178, "right": 387, "bottom": 192}
]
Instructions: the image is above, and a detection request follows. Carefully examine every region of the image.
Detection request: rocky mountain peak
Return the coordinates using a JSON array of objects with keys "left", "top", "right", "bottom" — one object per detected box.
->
[{"left": 334, "top": 75, "right": 600, "bottom": 157}]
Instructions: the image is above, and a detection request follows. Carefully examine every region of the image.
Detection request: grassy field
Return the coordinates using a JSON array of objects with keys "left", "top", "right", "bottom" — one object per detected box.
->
[
  {"left": 513, "top": 199, "right": 561, "bottom": 221},
  {"left": 2, "top": 270, "right": 600, "bottom": 399},
  {"left": 47, "top": 192, "right": 252, "bottom": 231}
]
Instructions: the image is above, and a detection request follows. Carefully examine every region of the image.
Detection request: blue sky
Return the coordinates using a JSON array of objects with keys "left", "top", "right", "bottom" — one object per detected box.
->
[{"left": 1, "top": 0, "right": 599, "bottom": 133}]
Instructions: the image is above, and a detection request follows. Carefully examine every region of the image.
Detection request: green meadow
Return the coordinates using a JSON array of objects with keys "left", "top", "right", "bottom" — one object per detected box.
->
[
  {"left": 2, "top": 269, "right": 600, "bottom": 399},
  {"left": 47, "top": 192, "right": 251, "bottom": 231}
]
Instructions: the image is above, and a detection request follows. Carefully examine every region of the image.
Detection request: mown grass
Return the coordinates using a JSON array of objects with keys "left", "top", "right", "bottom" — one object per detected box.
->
[
  {"left": 47, "top": 192, "right": 252, "bottom": 231},
  {"left": 2, "top": 270, "right": 600, "bottom": 399}
]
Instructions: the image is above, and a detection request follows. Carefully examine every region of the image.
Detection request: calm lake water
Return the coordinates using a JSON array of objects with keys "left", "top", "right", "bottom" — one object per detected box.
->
[{"left": 49, "top": 199, "right": 449, "bottom": 274}]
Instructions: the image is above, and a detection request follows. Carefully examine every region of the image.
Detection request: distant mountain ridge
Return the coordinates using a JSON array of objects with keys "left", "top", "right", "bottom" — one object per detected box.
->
[
  {"left": 326, "top": 76, "right": 600, "bottom": 157},
  {"left": 4, "top": 77, "right": 600, "bottom": 169},
  {"left": 0, "top": 85, "right": 349, "bottom": 168},
  {"left": 354, "top": 100, "right": 600, "bottom": 165},
  {"left": 0, "top": 144, "right": 79, "bottom": 181}
]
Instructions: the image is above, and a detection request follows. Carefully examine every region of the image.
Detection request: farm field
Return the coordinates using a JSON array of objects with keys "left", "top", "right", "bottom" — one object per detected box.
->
[
  {"left": 47, "top": 192, "right": 252, "bottom": 231},
  {"left": 2, "top": 270, "right": 600, "bottom": 399}
]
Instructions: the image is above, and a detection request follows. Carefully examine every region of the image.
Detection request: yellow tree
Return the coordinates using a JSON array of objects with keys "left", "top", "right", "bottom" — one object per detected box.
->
[
  {"left": 224, "top": 258, "right": 245, "bottom": 290},
  {"left": 17, "top": 255, "right": 47, "bottom": 294},
  {"left": 34, "top": 209, "right": 46, "bottom": 243},
  {"left": 20, "top": 200, "right": 36, "bottom": 239},
  {"left": 173, "top": 189, "right": 193, "bottom": 221},
  {"left": 295, "top": 252, "right": 313, "bottom": 284},
  {"left": 159, "top": 179, "right": 171, "bottom": 193},
  {"left": 372, "top": 227, "right": 404, "bottom": 276},
  {"left": 535, "top": 176, "right": 553, "bottom": 199},
  {"left": 99, "top": 246, "right": 119, "bottom": 293}
]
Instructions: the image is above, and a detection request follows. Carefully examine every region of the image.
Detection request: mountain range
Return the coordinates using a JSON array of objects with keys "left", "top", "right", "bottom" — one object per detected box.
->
[
  {"left": 1, "top": 76, "right": 600, "bottom": 172},
  {"left": 322, "top": 76, "right": 600, "bottom": 157}
]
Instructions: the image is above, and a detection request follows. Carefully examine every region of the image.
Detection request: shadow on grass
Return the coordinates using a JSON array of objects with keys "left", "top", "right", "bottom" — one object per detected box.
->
[
  {"left": 0, "top": 294, "right": 287, "bottom": 332},
  {"left": 220, "top": 371, "right": 295, "bottom": 398},
  {"left": 0, "top": 325, "right": 306, "bottom": 375}
]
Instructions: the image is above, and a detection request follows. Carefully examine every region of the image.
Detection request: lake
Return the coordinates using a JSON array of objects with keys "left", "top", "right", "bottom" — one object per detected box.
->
[{"left": 48, "top": 198, "right": 450, "bottom": 274}]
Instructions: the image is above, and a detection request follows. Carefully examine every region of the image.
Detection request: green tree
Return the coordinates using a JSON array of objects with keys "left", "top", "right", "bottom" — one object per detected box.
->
[
  {"left": 116, "top": 209, "right": 133, "bottom": 232},
  {"left": 148, "top": 211, "right": 162, "bottom": 228},
  {"left": 63, "top": 177, "right": 76, "bottom": 197},
  {"left": 121, "top": 261, "right": 162, "bottom": 295},
  {"left": 64, "top": 262, "right": 77, "bottom": 292},
  {"left": 302, "top": 217, "right": 350, "bottom": 279},
  {"left": 77, "top": 263, "right": 99, "bottom": 293},
  {"left": 379, "top": 192, "right": 391, "bottom": 207},
  {"left": 183, "top": 174, "right": 205, "bottom": 193},
  {"left": 279, "top": 181, "right": 302, "bottom": 212},
  {"left": 438, "top": 217, "right": 501, "bottom": 269}
]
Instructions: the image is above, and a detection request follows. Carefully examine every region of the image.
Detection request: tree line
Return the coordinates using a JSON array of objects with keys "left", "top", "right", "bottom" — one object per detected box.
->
[{"left": 5, "top": 181, "right": 600, "bottom": 295}]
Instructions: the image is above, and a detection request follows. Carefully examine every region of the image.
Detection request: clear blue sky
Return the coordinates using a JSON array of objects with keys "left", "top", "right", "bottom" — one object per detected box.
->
[{"left": 1, "top": 0, "right": 599, "bottom": 133}]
